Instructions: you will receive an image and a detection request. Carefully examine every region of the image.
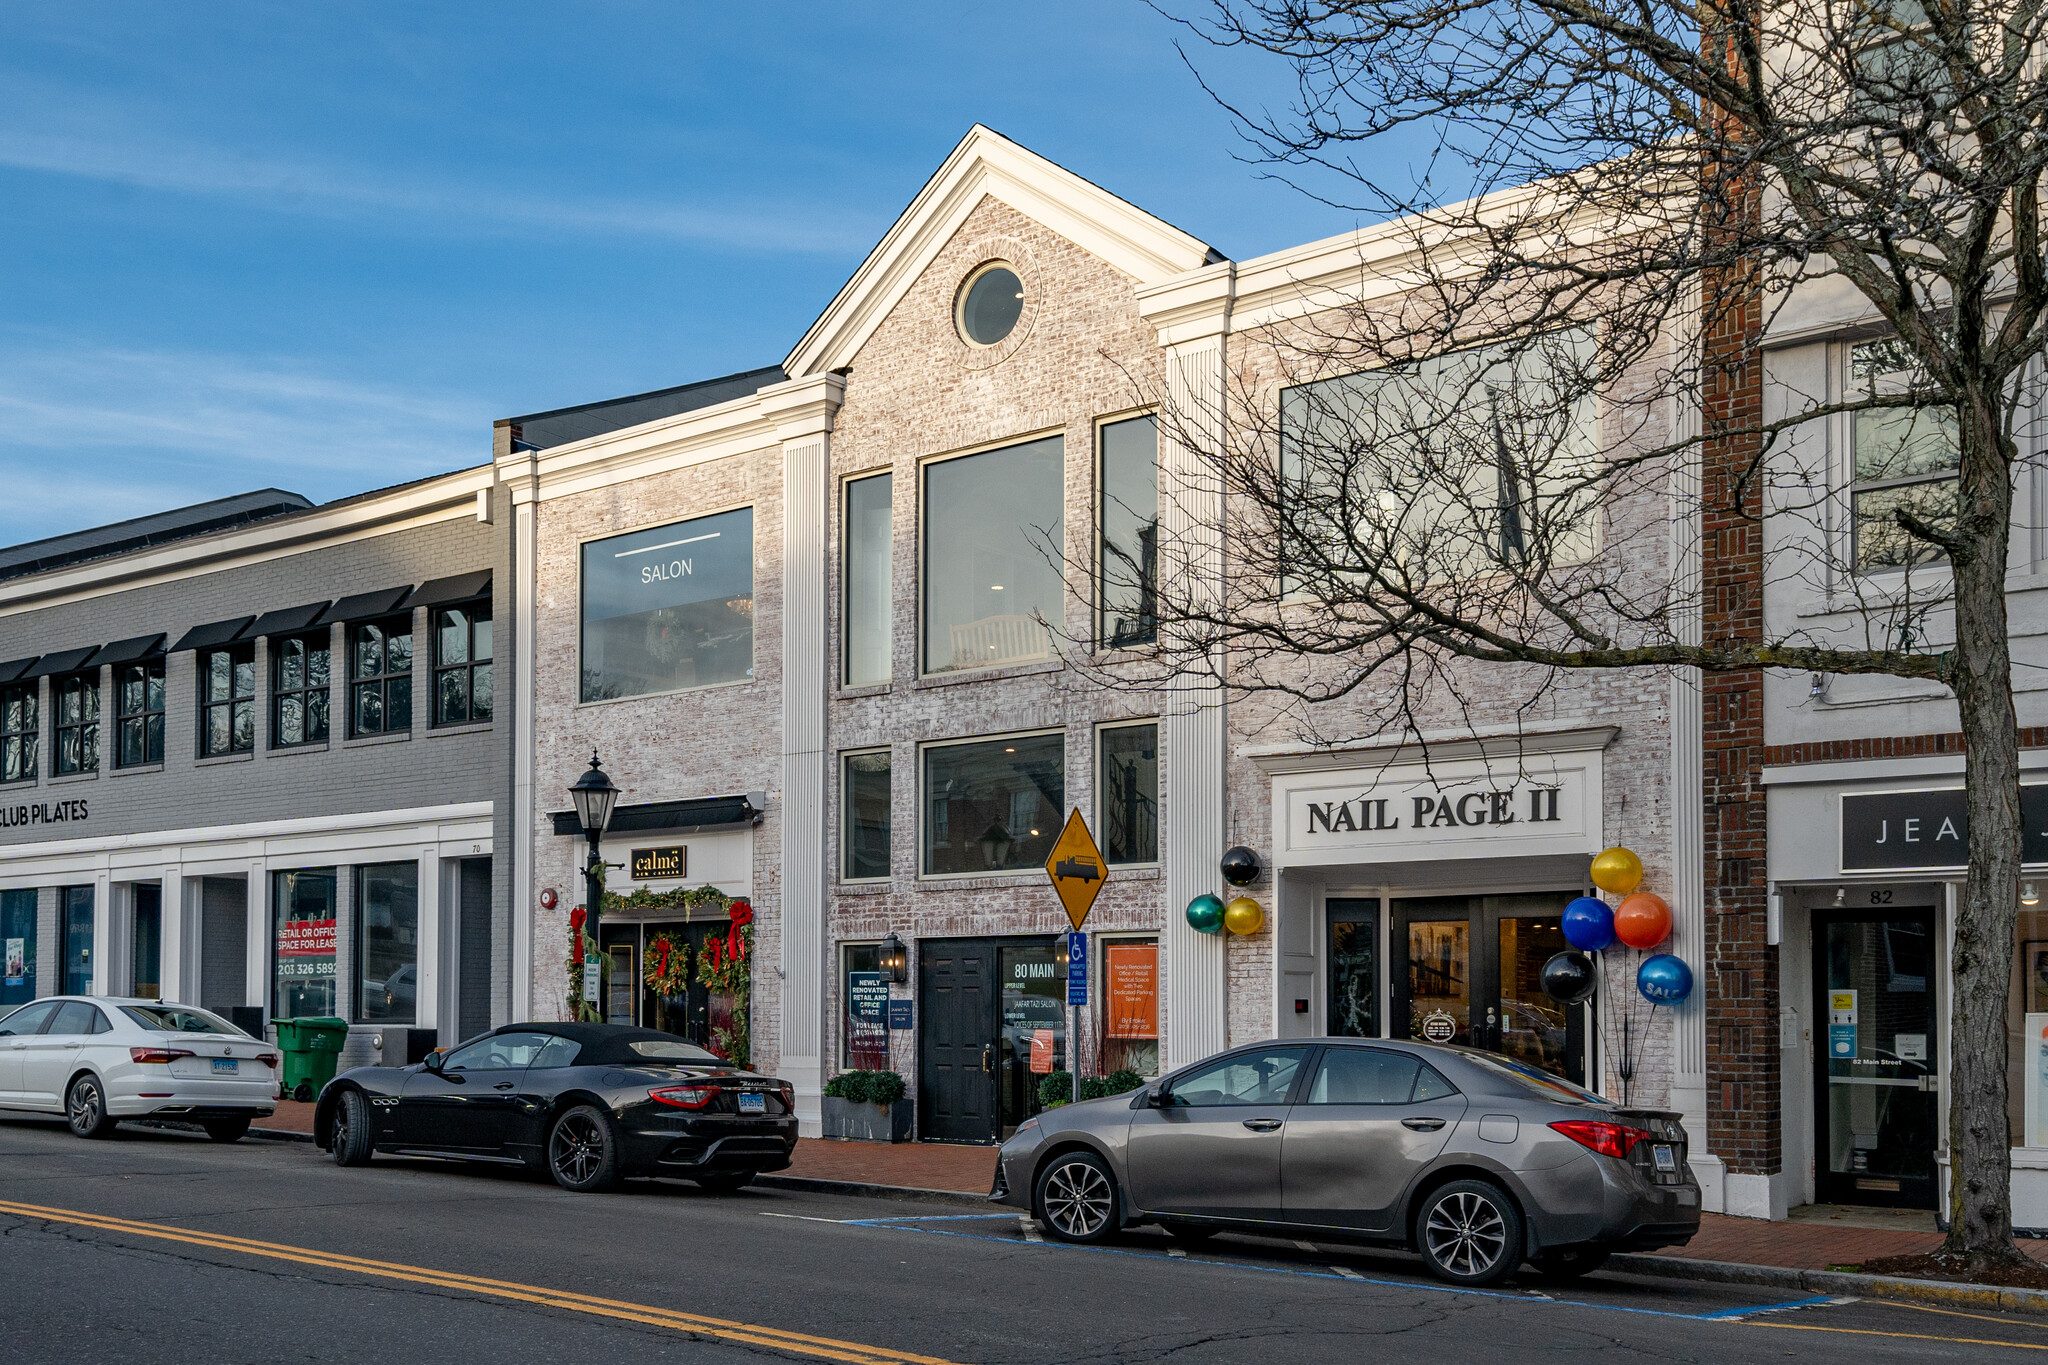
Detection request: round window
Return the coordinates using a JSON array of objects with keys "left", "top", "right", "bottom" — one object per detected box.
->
[{"left": 957, "top": 264, "right": 1024, "bottom": 348}]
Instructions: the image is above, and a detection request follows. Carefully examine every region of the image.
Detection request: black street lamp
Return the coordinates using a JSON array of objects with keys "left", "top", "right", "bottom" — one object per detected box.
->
[{"left": 569, "top": 751, "right": 621, "bottom": 1019}]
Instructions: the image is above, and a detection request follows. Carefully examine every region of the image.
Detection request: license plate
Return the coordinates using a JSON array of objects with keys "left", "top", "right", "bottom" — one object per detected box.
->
[
  {"left": 211, "top": 1058, "right": 238, "bottom": 1075},
  {"left": 1652, "top": 1144, "right": 1676, "bottom": 1173},
  {"left": 738, "top": 1092, "right": 766, "bottom": 1115}
]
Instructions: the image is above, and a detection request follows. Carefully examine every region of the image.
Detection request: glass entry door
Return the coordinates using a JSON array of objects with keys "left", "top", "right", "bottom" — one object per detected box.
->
[
  {"left": 1814, "top": 911, "right": 1939, "bottom": 1208},
  {"left": 1326, "top": 899, "right": 1380, "bottom": 1037},
  {"left": 1392, "top": 893, "right": 1587, "bottom": 1084}
]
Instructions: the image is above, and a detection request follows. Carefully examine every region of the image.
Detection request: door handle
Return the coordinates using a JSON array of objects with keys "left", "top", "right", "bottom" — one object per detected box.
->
[
  {"left": 1242, "top": 1119, "right": 1283, "bottom": 1132},
  {"left": 493, "top": 1082, "right": 516, "bottom": 1090},
  {"left": 981, "top": 1046, "right": 995, "bottom": 1075},
  {"left": 1401, "top": 1117, "right": 1447, "bottom": 1131}
]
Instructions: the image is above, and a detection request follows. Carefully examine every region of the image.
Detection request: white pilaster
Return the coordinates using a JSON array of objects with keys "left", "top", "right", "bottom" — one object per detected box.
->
[
  {"left": 416, "top": 849, "right": 441, "bottom": 1032},
  {"left": 763, "top": 373, "right": 844, "bottom": 1137},
  {"left": 160, "top": 868, "right": 188, "bottom": 1004},
  {"left": 508, "top": 458, "right": 540, "bottom": 1025},
  {"left": 89, "top": 871, "right": 114, "bottom": 996},
  {"left": 244, "top": 860, "right": 267, "bottom": 1009}
]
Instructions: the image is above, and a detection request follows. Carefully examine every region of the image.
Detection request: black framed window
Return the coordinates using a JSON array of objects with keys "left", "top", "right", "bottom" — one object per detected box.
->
[
  {"left": 1098, "top": 415, "right": 1158, "bottom": 648},
  {"left": 920, "top": 731, "right": 1064, "bottom": 876},
  {"left": 199, "top": 643, "right": 255, "bottom": 756},
  {"left": 0, "top": 683, "right": 36, "bottom": 782},
  {"left": 351, "top": 616, "right": 413, "bottom": 736},
  {"left": 1097, "top": 722, "right": 1158, "bottom": 865},
  {"left": 432, "top": 604, "right": 491, "bottom": 726},
  {"left": 271, "top": 633, "right": 331, "bottom": 747},
  {"left": 115, "top": 659, "right": 165, "bottom": 767},
  {"left": 355, "top": 862, "right": 419, "bottom": 1023},
  {"left": 53, "top": 672, "right": 100, "bottom": 775},
  {"left": 843, "top": 473, "right": 892, "bottom": 686},
  {"left": 841, "top": 749, "right": 891, "bottom": 880}
]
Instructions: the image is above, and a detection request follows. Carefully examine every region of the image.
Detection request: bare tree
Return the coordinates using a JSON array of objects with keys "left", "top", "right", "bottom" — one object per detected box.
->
[{"left": 1125, "top": 0, "right": 2048, "bottom": 1274}]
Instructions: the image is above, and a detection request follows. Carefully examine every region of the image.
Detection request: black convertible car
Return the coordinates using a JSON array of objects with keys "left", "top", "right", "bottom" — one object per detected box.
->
[{"left": 312, "top": 1022, "right": 797, "bottom": 1192}]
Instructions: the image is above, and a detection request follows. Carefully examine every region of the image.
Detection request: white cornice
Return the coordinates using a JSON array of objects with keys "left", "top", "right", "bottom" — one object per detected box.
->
[
  {"left": 1245, "top": 722, "right": 1621, "bottom": 775},
  {"left": 0, "top": 465, "right": 495, "bottom": 617},
  {"left": 783, "top": 125, "right": 1216, "bottom": 379}
]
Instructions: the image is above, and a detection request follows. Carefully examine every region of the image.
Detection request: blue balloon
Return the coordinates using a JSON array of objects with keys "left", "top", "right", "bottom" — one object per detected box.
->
[
  {"left": 1562, "top": 896, "right": 1616, "bottom": 952},
  {"left": 1637, "top": 953, "right": 1694, "bottom": 1003}
]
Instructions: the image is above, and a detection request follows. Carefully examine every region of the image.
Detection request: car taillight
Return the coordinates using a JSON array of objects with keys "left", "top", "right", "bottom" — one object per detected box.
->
[
  {"left": 777, "top": 1081, "right": 794, "bottom": 1108},
  {"left": 130, "top": 1047, "right": 195, "bottom": 1065},
  {"left": 1550, "top": 1119, "right": 1652, "bottom": 1160},
  {"left": 650, "top": 1085, "right": 722, "bottom": 1110},
  {"left": 257, "top": 1053, "right": 279, "bottom": 1068}
]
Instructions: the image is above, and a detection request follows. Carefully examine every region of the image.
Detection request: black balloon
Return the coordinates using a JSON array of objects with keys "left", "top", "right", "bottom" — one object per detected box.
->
[
  {"left": 1540, "top": 950, "right": 1599, "bottom": 1005},
  {"left": 1220, "top": 846, "right": 1261, "bottom": 887}
]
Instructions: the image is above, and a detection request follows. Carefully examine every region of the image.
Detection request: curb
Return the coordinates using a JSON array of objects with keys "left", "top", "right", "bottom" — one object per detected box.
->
[
  {"left": 250, "top": 1126, "right": 315, "bottom": 1145},
  {"left": 1613, "top": 1252, "right": 2048, "bottom": 1315},
  {"left": 751, "top": 1174, "right": 991, "bottom": 1207}
]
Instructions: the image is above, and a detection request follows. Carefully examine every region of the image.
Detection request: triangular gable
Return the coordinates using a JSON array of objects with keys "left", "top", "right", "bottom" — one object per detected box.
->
[{"left": 782, "top": 124, "right": 1219, "bottom": 378}]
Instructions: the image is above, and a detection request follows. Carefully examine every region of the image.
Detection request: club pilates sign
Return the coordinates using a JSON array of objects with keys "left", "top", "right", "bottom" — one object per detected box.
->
[{"left": 1276, "top": 754, "right": 1599, "bottom": 865}]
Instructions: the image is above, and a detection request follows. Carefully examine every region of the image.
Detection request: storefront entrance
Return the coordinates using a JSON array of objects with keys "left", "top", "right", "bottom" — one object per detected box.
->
[
  {"left": 1387, "top": 893, "right": 1588, "bottom": 1084},
  {"left": 597, "top": 920, "right": 719, "bottom": 1049},
  {"left": 917, "top": 936, "right": 1066, "bottom": 1144},
  {"left": 1813, "top": 910, "right": 1939, "bottom": 1208}
]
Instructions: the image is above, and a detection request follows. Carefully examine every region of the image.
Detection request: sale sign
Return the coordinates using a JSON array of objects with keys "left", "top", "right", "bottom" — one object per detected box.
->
[{"left": 1104, "top": 943, "right": 1158, "bottom": 1039}]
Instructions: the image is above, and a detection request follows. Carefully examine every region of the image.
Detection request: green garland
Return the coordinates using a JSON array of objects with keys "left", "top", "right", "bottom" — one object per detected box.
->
[{"left": 590, "top": 883, "right": 754, "bottom": 1068}]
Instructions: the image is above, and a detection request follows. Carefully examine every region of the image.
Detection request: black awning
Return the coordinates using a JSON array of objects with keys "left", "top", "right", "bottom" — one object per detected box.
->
[
  {"left": 401, "top": 571, "right": 491, "bottom": 611},
  {"left": 170, "top": 616, "right": 255, "bottom": 653},
  {"left": 317, "top": 587, "right": 413, "bottom": 627},
  {"left": 22, "top": 646, "right": 98, "bottom": 679},
  {"left": 0, "top": 658, "right": 36, "bottom": 685},
  {"left": 90, "top": 633, "right": 168, "bottom": 667},
  {"left": 247, "top": 602, "right": 330, "bottom": 637},
  {"left": 549, "top": 794, "right": 761, "bottom": 838}
]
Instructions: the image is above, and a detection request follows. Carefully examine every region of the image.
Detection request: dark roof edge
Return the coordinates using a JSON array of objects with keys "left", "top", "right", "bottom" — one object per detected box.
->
[{"left": 503, "top": 366, "right": 787, "bottom": 428}]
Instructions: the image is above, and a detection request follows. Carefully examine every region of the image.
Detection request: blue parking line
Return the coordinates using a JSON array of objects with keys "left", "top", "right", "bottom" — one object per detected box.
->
[
  {"left": 844, "top": 1214, "right": 1017, "bottom": 1224},
  {"left": 860, "top": 1216, "right": 1826, "bottom": 1323}
]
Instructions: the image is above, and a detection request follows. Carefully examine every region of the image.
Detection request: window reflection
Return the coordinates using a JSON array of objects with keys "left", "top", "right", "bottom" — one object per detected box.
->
[
  {"left": 922, "top": 437, "right": 1063, "bottom": 674},
  {"left": 921, "top": 733, "right": 1064, "bottom": 876}
]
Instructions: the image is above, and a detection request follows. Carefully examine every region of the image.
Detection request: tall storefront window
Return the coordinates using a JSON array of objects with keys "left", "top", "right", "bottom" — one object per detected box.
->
[
  {"left": 62, "top": 886, "right": 93, "bottom": 995},
  {"left": 842, "top": 749, "right": 891, "bottom": 881},
  {"left": 271, "top": 634, "right": 330, "bottom": 747},
  {"left": 273, "top": 868, "right": 338, "bottom": 1019},
  {"left": 356, "top": 862, "right": 419, "bottom": 1023},
  {"left": 1, "top": 888, "right": 36, "bottom": 1007},
  {"left": 921, "top": 437, "right": 1063, "bottom": 674},
  {"left": 199, "top": 644, "right": 255, "bottom": 755},
  {"left": 580, "top": 507, "right": 754, "bottom": 702},
  {"left": 350, "top": 617, "right": 412, "bottom": 735},
  {"left": 1102, "top": 939, "right": 1159, "bottom": 1076},
  {"left": 432, "top": 604, "right": 492, "bottom": 725},
  {"left": 1098, "top": 415, "right": 1158, "bottom": 648},
  {"left": 116, "top": 660, "right": 165, "bottom": 767},
  {"left": 1097, "top": 722, "right": 1158, "bottom": 865},
  {"left": 131, "top": 885, "right": 162, "bottom": 1000},
  {"left": 2011, "top": 906, "right": 2048, "bottom": 1149},
  {"left": 842, "top": 944, "right": 889, "bottom": 1070},
  {"left": 1, "top": 683, "right": 36, "bottom": 782},
  {"left": 54, "top": 672, "right": 100, "bottom": 774},
  {"left": 921, "top": 732, "right": 1064, "bottom": 876},
  {"left": 844, "top": 473, "right": 892, "bottom": 686}
]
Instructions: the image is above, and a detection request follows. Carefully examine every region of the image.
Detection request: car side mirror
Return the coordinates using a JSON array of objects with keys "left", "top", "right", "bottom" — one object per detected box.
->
[
  {"left": 422, "top": 1050, "right": 446, "bottom": 1072},
  {"left": 1143, "top": 1082, "right": 1168, "bottom": 1108}
]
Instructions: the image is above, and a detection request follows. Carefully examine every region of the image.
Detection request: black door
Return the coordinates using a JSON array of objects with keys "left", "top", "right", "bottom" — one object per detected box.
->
[
  {"left": 1814, "top": 910, "right": 1939, "bottom": 1208},
  {"left": 918, "top": 939, "right": 997, "bottom": 1143},
  {"left": 1327, "top": 899, "right": 1380, "bottom": 1037},
  {"left": 398, "top": 1031, "right": 548, "bottom": 1151},
  {"left": 1391, "top": 893, "right": 1587, "bottom": 1084}
]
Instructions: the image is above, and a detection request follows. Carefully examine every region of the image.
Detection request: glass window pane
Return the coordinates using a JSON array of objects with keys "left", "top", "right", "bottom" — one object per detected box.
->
[
  {"left": 231, "top": 700, "right": 252, "bottom": 752},
  {"left": 843, "top": 943, "right": 888, "bottom": 1070},
  {"left": 1099, "top": 416, "right": 1159, "bottom": 648},
  {"left": 844, "top": 474, "right": 892, "bottom": 686},
  {"left": 306, "top": 688, "right": 329, "bottom": 743},
  {"left": 307, "top": 641, "right": 330, "bottom": 688},
  {"left": 1098, "top": 724, "right": 1158, "bottom": 864},
  {"left": 921, "top": 733, "right": 1063, "bottom": 875},
  {"left": 355, "top": 625, "right": 383, "bottom": 679},
  {"left": 385, "top": 623, "right": 413, "bottom": 675},
  {"left": 356, "top": 862, "right": 420, "bottom": 1023},
  {"left": 471, "top": 664, "right": 491, "bottom": 721},
  {"left": 121, "top": 670, "right": 142, "bottom": 716},
  {"left": 473, "top": 615, "right": 491, "bottom": 663},
  {"left": 120, "top": 717, "right": 143, "bottom": 769},
  {"left": 843, "top": 750, "right": 892, "bottom": 880},
  {"left": 922, "top": 438, "right": 1063, "bottom": 674},
  {"left": 81, "top": 678, "right": 99, "bottom": 721},
  {"left": 58, "top": 682, "right": 79, "bottom": 726},
  {"left": 355, "top": 683, "right": 384, "bottom": 735},
  {"left": 207, "top": 651, "right": 229, "bottom": 701},
  {"left": 273, "top": 868, "right": 338, "bottom": 1020},
  {"left": 1306, "top": 1047, "right": 1423, "bottom": 1104},
  {"left": 1167, "top": 1047, "right": 1307, "bottom": 1107},
  {"left": 1405, "top": 916, "right": 1472, "bottom": 1047},
  {"left": 387, "top": 676, "right": 411, "bottom": 729},
  {"left": 278, "top": 638, "right": 304, "bottom": 691},
  {"left": 232, "top": 653, "right": 254, "bottom": 700},
  {"left": 206, "top": 704, "right": 230, "bottom": 756},
  {"left": 579, "top": 506, "right": 755, "bottom": 701},
  {"left": 437, "top": 609, "right": 469, "bottom": 665},
  {"left": 437, "top": 669, "right": 468, "bottom": 726},
  {"left": 278, "top": 694, "right": 304, "bottom": 746},
  {"left": 1855, "top": 479, "right": 1958, "bottom": 570},
  {"left": 144, "top": 712, "right": 163, "bottom": 763},
  {"left": 145, "top": 666, "right": 164, "bottom": 712},
  {"left": 79, "top": 720, "right": 97, "bottom": 772}
]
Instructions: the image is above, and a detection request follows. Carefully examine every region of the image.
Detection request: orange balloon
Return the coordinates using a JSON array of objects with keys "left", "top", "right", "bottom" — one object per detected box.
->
[{"left": 1613, "top": 892, "right": 1672, "bottom": 950}]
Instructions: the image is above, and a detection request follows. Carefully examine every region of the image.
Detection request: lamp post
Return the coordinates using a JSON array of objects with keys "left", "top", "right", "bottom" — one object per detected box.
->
[{"left": 568, "top": 752, "right": 620, "bottom": 1020}]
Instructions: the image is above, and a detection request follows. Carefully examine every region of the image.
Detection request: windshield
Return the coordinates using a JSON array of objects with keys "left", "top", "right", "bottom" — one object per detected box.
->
[
  {"left": 628, "top": 1040, "right": 720, "bottom": 1062},
  {"left": 120, "top": 1004, "right": 248, "bottom": 1037},
  {"left": 1463, "top": 1050, "right": 1609, "bottom": 1105}
]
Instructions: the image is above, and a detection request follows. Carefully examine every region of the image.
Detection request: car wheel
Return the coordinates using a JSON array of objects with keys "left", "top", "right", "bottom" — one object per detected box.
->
[
  {"left": 1164, "top": 1222, "right": 1218, "bottom": 1245},
  {"left": 1528, "top": 1247, "right": 1609, "bottom": 1282},
  {"left": 1416, "top": 1179, "right": 1524, "bottom": 1286},
  {"left": 330, "top": 1089, "right": 374, "bottom": 1167},
  {"left": 292, "top": 1081, "right": 317, "bottom": 1103},
  {"left": 547, "top": 1105, "right": 621, "bottom": 1192},
  {"left": 66, "top": 1074, "right": 116, "bottom": 1139},
  {"left": 1034, "top": 1151, "right": 1119, "bottom": 1244},
  {"left": 203, "top": 1117, "right": 251, "bottom": 1144},
  {"left": 691, "top": 1169, "right": 757, "bottom": 1193}
]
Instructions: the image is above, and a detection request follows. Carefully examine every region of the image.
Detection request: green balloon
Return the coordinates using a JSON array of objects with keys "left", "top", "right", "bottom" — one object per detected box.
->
[{"left": 1185, "top": 894, "right": 1226, "bottom": 934}]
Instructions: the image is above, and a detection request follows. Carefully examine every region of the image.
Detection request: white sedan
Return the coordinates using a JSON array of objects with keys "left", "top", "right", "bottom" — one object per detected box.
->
[{"left": 0, "top": 996, "right": 279, "bottom": 1141}]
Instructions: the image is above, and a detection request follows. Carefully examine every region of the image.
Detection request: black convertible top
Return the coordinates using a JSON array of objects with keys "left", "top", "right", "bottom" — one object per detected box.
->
[{"left": 508, "top": 1021, "right": 726, "bottom": 1067}]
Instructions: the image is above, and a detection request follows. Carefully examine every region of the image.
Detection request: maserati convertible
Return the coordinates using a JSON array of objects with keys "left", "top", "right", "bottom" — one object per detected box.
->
[{"left": 312, "top": 1022, "right": 797, "bottom": 1192}]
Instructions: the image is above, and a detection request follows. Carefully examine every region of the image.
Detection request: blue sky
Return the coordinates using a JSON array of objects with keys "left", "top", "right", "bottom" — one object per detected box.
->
[{"left": 0, "top": 3, "right": 1385, "bottom": 546}]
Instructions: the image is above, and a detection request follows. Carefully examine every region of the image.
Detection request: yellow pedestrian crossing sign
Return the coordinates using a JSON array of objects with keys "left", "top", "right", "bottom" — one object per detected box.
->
[{"left": 1045, "top": 808, "right": 1106, "bottom": 931}]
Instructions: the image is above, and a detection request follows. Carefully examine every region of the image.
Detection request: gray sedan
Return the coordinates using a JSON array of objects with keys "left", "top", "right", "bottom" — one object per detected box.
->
[{"left": 991, "top": 1038, "right": 1699, "bottom": 1286}]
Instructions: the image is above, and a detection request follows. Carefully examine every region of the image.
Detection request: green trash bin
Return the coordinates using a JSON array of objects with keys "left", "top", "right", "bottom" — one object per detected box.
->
[{"left": 273, "top": 1017, "right": 350, "bottom": 1102}]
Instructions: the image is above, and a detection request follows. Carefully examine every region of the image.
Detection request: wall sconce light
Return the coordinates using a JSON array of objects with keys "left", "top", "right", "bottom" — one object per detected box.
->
[
  {"left": 1834, "top": 887, "right": 1847, "bottom": 907},
  {"left": 2025, "top": 883, "right": 2040, "bottom": 907},
  {"left": 880, "top": 932, "right": 908, "bottom": 984}
]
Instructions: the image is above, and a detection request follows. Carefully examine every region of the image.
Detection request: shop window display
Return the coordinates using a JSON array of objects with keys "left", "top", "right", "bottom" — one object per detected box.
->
[
  {"left": 1101, "top": 939, "right": 1158, "bottom": 1075},
  {"left": 580, "top": 507, "right": 754, "bottom": 702},
  {"left": 273, "top": 868, "right": 337, "bottom": 1019},
  {"left": 355, "top": 862, "right": 419, "bottom": 1024},
  {"left": 842, "top": 943, "right": 889, "bottom": 1071}
]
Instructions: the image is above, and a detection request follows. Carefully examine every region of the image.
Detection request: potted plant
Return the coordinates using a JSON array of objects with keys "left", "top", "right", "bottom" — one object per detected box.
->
[{"left": 821, "top": 1069, "right": 911, "bottom": 1142}]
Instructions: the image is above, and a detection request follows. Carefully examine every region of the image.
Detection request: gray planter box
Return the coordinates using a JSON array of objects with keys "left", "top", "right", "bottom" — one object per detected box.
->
[{"left": 822, "top": 1095, "right": 914, "bottom": 1143}]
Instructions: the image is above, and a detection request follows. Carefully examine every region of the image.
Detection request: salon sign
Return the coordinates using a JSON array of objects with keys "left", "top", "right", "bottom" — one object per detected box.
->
[{"left": 1276, "top": 753, "right": 1600, "bottom": 866}]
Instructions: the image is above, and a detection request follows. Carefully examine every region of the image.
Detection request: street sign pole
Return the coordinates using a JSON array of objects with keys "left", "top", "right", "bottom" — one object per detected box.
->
[{"left": 1045, "top": 810, "right": 1105, "bottom": 1094}]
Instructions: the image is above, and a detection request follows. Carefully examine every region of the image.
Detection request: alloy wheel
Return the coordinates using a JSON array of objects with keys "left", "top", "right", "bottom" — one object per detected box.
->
[
  {"left": 331, "top": 1105, "right": 349, "bottom": 1151},
  {"left": 1040, "top": 1159, "right": 1113, "bottom": 1239},
  {"left": 1423, "top": 1190, "right": 1509, "bottom": 1278},
  {"left": 551, "top": 1113, "right": 606, "bottom": 1184},
  {"left": 68, "top": 1080, "right": 101, "bottom": 1135}
]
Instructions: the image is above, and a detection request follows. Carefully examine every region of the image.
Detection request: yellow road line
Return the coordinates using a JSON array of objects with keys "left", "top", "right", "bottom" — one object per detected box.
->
[
  {"left": 1748, "top": 1320, "right": 2048, "bottom": 1351},
  {"left": 1872, "top": 1299, "right": 2048, "bottom": 1331},
  {"left": 0, "top": 1198, "right": 959, "bottom": 1365}
]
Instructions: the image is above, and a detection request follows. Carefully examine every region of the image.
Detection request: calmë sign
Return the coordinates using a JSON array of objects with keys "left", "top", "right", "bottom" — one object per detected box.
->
[{"left": 1279, "top": 757, "right": 1595, "bottom": 865}]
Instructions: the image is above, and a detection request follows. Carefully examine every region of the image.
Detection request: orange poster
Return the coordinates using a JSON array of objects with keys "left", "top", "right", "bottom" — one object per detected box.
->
[
  {"left": 1030, "top": 1029, "right": 1055, "bottom": 1073},
  {"left": 1105, "top": 943, "right": 1158, "bottom": 1039}
]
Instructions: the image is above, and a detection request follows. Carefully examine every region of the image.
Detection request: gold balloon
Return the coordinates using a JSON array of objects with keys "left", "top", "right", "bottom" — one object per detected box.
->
[
  {"left": 1223, "top": 896, "right": 1265, "bottom": 935},
  {"left": 1589, "top": 846, "right": 1644, "bottom": 895}
]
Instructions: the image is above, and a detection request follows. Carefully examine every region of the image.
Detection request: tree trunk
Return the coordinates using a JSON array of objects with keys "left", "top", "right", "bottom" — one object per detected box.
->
[{"left": 1944, "top": 407, "right": 2026, "bottom": 1267}]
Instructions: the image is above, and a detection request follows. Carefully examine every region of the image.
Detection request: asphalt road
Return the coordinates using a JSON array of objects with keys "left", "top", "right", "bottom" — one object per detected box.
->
[{"left": 2, "top": 1117, "right": 2044, "bottom": 1364}]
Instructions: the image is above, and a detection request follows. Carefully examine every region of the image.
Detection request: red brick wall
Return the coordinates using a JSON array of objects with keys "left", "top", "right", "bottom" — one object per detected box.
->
[{"left": 1765, "top": 727, "right": 2048, "bottom": 766}]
